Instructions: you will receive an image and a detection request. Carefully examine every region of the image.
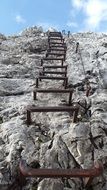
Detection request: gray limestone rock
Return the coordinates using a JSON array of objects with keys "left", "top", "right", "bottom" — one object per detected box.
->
[
  {"left": 0, "top": 29, "right": 107, "bottom": 190},
  {"left": 37, "top": 179, "right": 64, "bottom": 190}
]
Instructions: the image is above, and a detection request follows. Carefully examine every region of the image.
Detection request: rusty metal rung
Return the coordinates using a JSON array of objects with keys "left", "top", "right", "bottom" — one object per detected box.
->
[
  {"left": 48, "top": 37, "right": 64, "bottom": 40},
  {"left": 41, "top": 58, "right": 64, "bottom": 66},
  {"left": 43, "top": 58, "right": 64, "bottom": 61},
  {"left": 39, "top": 76, "right": 67, "bottom": 80},
  {"left": 49, "top": 43, "right": 66, "bottom": 46},
  {"left": 49, "top": 32, "right": 62, "bottom": 34},
  {"left": 48, "top": 32, "right": 62, "bottom": 36},
  {"left": 49, "top": 45, "right": 67, "bottom": 50},
  {"left": 46, "top": 52, "right": 66, "bottom": 56},
  {"left": 49, "top": 39, "right": 64, "bottom": 41},
  {"left": 48, "top": 48, "right": 66, "bottom": 53},
  {"left": 48, "top": 39, "right": 65, "bottom": 43},
  {"left": 43, "top": 65, "right": 67, "bottom": 69},
  {"left": 27, "top": 105, "right": 79, "bottom": 112},
  {"left": 49, "top": 42, "right": 65, "bottom": 45},
  {"left": 46, "top": 52, "right": 66, "bottom": 61},
  {"left": 33, "top": 89, "right": 73, "bottom": 93},
  {"left": 26, "top": 104, "right": 79, "bottom": 125},
  {"left": 48, "top": 35, "right": 62, "bottom": 38},
  {"left": 49, "top": 34, "right": 62, "bottom": 37},
  {"left": 43, "top": 65, "right": 67, "bottom": 72},
  {"left": 33, "top": 88, "right": 73, "bottom": 105},
  {"left": 41, "top": 71, "right": 67, "bottom": 75},
  {"left": 36, "top": 76, "right": 68, "bottom": 89},
  {"left": 19, "top": 160, "right": 103, "bottom": 187}
]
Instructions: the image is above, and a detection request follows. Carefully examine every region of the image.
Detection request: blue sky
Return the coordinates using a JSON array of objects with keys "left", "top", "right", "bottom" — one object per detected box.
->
[{"left": 0, "top": 0, "right": 107, "bottom": 35}]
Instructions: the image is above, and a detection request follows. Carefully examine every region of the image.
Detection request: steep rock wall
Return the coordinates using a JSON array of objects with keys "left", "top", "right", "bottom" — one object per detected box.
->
[{"left": 0, "top": 29, "right": 107, "bottom": 190}]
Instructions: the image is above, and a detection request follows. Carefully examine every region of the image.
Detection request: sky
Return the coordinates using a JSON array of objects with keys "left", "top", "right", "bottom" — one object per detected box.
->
[{"left": 0, "top": 0, "right": 107, "bottom": 35}]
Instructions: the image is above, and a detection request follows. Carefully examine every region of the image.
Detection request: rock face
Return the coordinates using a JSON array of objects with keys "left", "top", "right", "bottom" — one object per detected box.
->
[{"left": 0, "top": 28, "right": 107, "bottom": 190}]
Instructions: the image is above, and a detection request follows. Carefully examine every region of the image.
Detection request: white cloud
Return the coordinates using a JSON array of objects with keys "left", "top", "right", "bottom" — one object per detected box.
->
[
  {"left": 85, "top": 0, "right": 107, "bottom": 30},
  {"left": 70, "top": 0, "right": 107, "bottom": 31},
  {"left": 67, "top": 21, "right": 78, "bottom": 28},
  {"left": 72, "top": 0, "right": 84, "bottom": 9},
  {"left": 15, "top": 15, "right": 26, "bottom": 24}
]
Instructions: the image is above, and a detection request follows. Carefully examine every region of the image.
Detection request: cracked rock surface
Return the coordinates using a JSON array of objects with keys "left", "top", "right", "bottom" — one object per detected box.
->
[{"left": 0, "top": 29, "right": 107, "bottom": 190}]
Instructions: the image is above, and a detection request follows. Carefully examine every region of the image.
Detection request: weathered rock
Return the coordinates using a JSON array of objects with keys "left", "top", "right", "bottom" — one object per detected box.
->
[
  {"left": 0, "top": 29, "right": 107, "bottom": 190},
  {"left": 37, "top": 179, "right": 64, "bottom": 190}
]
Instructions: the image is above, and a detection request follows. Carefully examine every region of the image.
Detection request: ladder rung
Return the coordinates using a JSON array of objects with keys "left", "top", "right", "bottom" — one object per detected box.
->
[
  {"left": 26, "top": 104, "right": 79, "bottom": 124},
  {"left": 33, "top": 89, "right": 73, "bottom": 93},
  {"left": 43, "top": 65, "right": 67, "bottom": 69},
  {"left": 38, "top": 76, "right": 67, "bottom": 80},
  {"left": 41, "top": 71, "right": 67, "bottom": 75}
]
